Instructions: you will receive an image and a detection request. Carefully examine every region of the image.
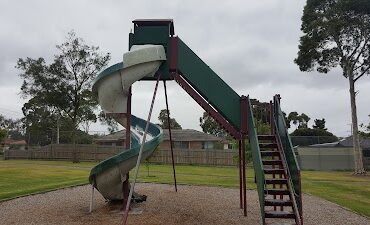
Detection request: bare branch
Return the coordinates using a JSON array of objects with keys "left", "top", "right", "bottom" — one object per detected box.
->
[
  {"left": 352, "top": 36, "right": 370, "bottom": 65},
  {"left": 348, "top": 31, "right": 364, "bottom": 60},
  {"left": 354, "top": 65, "right": 370, "bottom": 82}
]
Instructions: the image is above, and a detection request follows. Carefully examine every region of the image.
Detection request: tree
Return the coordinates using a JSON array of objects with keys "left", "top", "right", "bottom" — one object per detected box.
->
[
  {"left": 98, "top": 111, "right": 119, "bottom": 134},
  {"left": 360, "top": 115, "right": 370, "bottom": 138},
  {"left": 313, "top": 118, "right": 327, "bottom": 130},
  {"left": 17, "top": 31, "right": 110, "bottom": 148},
  {"left": 290, "top": 128, "right": 338, "bottom": 146},
  {"left": 0, "top": 129, "right": 6, "bottom": 143},
  {"left": 0, "top": 114, "right": 25, "bottom": 141},
  {"left": 282, "top": 111, "right": 291, "bottom": 129},
  {"left": 295, "top": 0, "right": 369, "bottom": 174},
  {"left": 158, "top": 109, "right": 182, "bottom": 129},
  {"left": 288, "top": 111, "right": 299, "bottom": 129},
  {"left": 199, "top": 112, "right": 226, "bottom": 137},
  {"left": 287, "top": 112, "right": 310, "bottom": 129},
  {"left": 298, "top": 113, "right": 311, "bottom": 129}
]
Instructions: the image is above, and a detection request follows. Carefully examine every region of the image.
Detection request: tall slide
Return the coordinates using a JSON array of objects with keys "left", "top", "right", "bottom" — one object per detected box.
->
[
  {"left": 89, "top": 45, "right": 166, "bottom": 200},
  {"left": 89, "top": 19, "right": 303, "bottom": 225}
]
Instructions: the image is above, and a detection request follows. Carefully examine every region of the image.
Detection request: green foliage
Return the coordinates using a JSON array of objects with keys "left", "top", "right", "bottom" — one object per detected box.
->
[
  {"left": 291, "top": 127, "right": 337, "bottom": 137},
  {"left": 0, "top": 114, "right": 24, "bottom": 141},
  {"left": 360, "top": 114, "right": 370, "bottom": 137},
  {"left": 287, "top": 111, "right": 311, "bottom": 129},
  {"left": 17, "top": 31, "right": 110, "bottom": 143},
  {"left": 295, "top": 0, "right": 370, "bottom": 79},
  {"left": 0, "top": 129, "right": 6, "bottom": 143},
  {"left": 290, "top": 128, "right": 338, "bottom": 146},
  {"left": 313, "top": 118, "right": 327, "bottom": 130},
  {"left": 158, "top": 109, "right": 182, "bottom": 129},
  {"left": 98, "top": 111, "right": 119, "bottom": 134},
  {"left": 199, "top": 112, "right": 225, "bottom": 137}
]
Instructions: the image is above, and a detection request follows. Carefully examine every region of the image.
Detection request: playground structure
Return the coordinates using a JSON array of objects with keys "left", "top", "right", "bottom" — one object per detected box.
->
[{"left": 90, "top": 19, "right": 303, "bottom": 225}]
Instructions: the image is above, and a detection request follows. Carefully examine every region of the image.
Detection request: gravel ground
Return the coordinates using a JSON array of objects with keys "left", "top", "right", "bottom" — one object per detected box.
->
[{"left": 0, "top": 183, "right": 369, "bottom": 225}]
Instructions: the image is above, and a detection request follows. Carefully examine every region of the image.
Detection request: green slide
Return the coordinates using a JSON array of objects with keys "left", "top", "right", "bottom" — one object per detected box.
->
[{"left": 89, "top": 45, "right": 166, "bottom": 200}]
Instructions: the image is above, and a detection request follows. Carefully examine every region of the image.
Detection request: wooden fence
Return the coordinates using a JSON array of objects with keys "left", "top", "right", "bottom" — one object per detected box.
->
[{"left": 3, "top": 144, "right": 237, "bottom": 166}]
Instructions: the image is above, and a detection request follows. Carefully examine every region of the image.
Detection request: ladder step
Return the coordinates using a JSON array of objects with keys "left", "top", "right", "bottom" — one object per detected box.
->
[
  {"left": 265, "top": 210, "right": 296, "bottom": 219},
  {"left": 265, "top": 178, "right": 288, "bottom": 185},
  {"left": 261, "top": 151, "right": 280, "bottom": 157},
  {"left": 259, "top": 143, "right": 278, "bottom": 149},
  {"left": 262, "top": 160, "right": 282, "bottom": 165},
  {"left": 264, "top": 189, "right": 290, "bottom": 195},
  {"left": 264, "top": 168, "right": 285, "bottom": 174},
  {"left": 265, "top": 199, "right": 293, "bottom": 206},
  {"left": 258, "top": 135, "right": 275, "bottom": 140}
]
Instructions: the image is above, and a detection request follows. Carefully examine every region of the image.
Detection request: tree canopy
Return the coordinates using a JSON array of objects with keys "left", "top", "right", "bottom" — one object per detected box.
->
[
  {"left": 295, "top": 0, "right": 370, "bottom": 78},
  {"left": 158, "top": 109, "right": 182, "bottom": 129},
  {"left": 313, "top": 118, "right": 327, "bottom": 130},
  {"left": 17, "top": 31, "right": 110, "bottom": 144},
  {"left": 0, "top": 114, "right": 24, "bottom": 141},
  {"left": 287, "top": 111, "right": 311, "bottom": 129},
  {"left": 199, "top": 112, "right": 226, "bottom": 137}
]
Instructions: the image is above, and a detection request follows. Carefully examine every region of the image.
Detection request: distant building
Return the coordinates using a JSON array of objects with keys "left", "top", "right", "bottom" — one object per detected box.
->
[
  {"left": 296, "top": 136, "right": 370, "bottom": 170},
  {"left": 1, "top": 138, "right": 27, "bottom": 151},
  {"left": 95, "top": 129, "right": 231, "bottom": 150}
]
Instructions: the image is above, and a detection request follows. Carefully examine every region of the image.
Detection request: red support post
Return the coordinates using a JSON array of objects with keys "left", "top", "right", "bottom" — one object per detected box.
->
[
  {"left": 241, "top": 136, "right": 247, "bottom": 216},
  {"left": 163, "top": 80, "right": 178, "bottom": 192},
  {"left": 238, "top": 140, "right": 243, "bottom": 209},
  {"left": 240, "top": 95, "right": 248, "bottom": 217}
]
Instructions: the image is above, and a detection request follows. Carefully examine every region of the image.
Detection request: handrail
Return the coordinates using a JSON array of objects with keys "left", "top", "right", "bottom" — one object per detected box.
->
[
  {"left": 273, "top": 119, "right": 302, "bottom": 225},
  {"left": 246, "top": 96, "right": 266, "bottom": 222},
  {"left": 273, "top": 95, "right": 302, "bottom": 224}
]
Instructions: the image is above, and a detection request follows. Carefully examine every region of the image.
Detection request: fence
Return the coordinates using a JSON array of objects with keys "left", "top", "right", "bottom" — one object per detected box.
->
[
  {"left": 290, "top": 136, "right": 339, "bottom": 146},
  {"left": 296, "top": 147, "right": 370, "bottom": 170},
  {"left": 4, "top": 144, "right": 238, "bottom": 166},
  {"left": 4, "top": 144, "right": 126, "bottom": 162},
  {"left": 148, "top": 148, "right": 237, "bottom": 166}
]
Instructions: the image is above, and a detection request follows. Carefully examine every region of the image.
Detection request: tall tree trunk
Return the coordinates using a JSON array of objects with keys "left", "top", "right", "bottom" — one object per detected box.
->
[
  {"left": 348, "top": 75, "right": 366, "bottom": 174},
  {"left": 72, "top": 116, "right": 79, "bottom": 163}
]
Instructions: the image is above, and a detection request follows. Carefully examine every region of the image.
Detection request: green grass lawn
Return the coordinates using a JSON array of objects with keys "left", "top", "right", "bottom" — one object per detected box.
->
[
  {"left": 0, "top": 160, "right": 369, "bottom": 218},
  {"left": 0, "top": 160, "right": 94, "bottom": 200}
]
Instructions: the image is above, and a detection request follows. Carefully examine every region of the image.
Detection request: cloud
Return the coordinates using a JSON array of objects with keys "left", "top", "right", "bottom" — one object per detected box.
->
[{"left": 0, "top": 0, "right": 369, "bottom": 136}]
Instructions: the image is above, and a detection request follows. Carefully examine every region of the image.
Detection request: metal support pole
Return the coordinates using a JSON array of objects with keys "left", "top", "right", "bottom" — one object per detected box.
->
[
  {"left": 122, "top": 87, "right": 132, "bottom": 211},
  {"left": 163, "top": 81, "right": 177, "bottom": 192},
  {"left": 240, "top": 95, "right": 248, "bottom": 217},
  {"left": 122, "top": 75, "right": 161, "bottom": 225},
  {"left": 126, "top": 87, "right": 132, "bottom": 149},
  {"left": 238, "top": 140, "right": 243, "bottom": 209},
  {"left": 89, "top": 184, "right": 94, "bottom": 213},
  {"left": 241, "top": 137, "right": 247, "bottom": 216}
]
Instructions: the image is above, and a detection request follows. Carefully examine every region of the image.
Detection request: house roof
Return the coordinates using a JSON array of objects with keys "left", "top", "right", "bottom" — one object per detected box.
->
[
  {"left": 95, "top": 130, "right": 127, "bottom": 142},
  {"left": 1, "top": 138, "right": 27, "bottom": 145},
  {"left": 95, "top": 129, "right": 223, "bottom": 142},
  {"left": 308, "top": 136, "right": 370, "bottom": 148},
  {"left": 339, "top": 136, "right": 370, "bottom": 148},
  {"left": 162, "top": 129, "right": 223, "bottom": 142}
]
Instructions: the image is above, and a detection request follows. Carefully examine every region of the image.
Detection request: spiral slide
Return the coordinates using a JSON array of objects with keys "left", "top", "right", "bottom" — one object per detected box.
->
[{"left": 89, "top": 45, "right": 166, "bottom": 200}]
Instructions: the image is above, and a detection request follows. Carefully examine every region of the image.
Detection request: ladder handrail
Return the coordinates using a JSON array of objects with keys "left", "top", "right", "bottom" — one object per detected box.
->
[
  {"left": 272, "top": 95, "right": 303, "bottom": 225},
  {"left": 246, "top": 96, "right": 267, "bottom": 223}
]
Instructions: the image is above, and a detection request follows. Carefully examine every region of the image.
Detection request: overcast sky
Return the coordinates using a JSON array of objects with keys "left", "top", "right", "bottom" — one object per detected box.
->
[{"left": 0, "top": 0, "right": 369, "bottom": 136}]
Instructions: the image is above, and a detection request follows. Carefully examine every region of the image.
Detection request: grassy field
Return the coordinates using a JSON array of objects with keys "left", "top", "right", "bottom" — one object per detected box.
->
[
  {"left": 0, "top": 160, "right": 369, "bottom": 217},
  {"left": 0, "top": 160, "right": 93, "bottom": 200}
]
